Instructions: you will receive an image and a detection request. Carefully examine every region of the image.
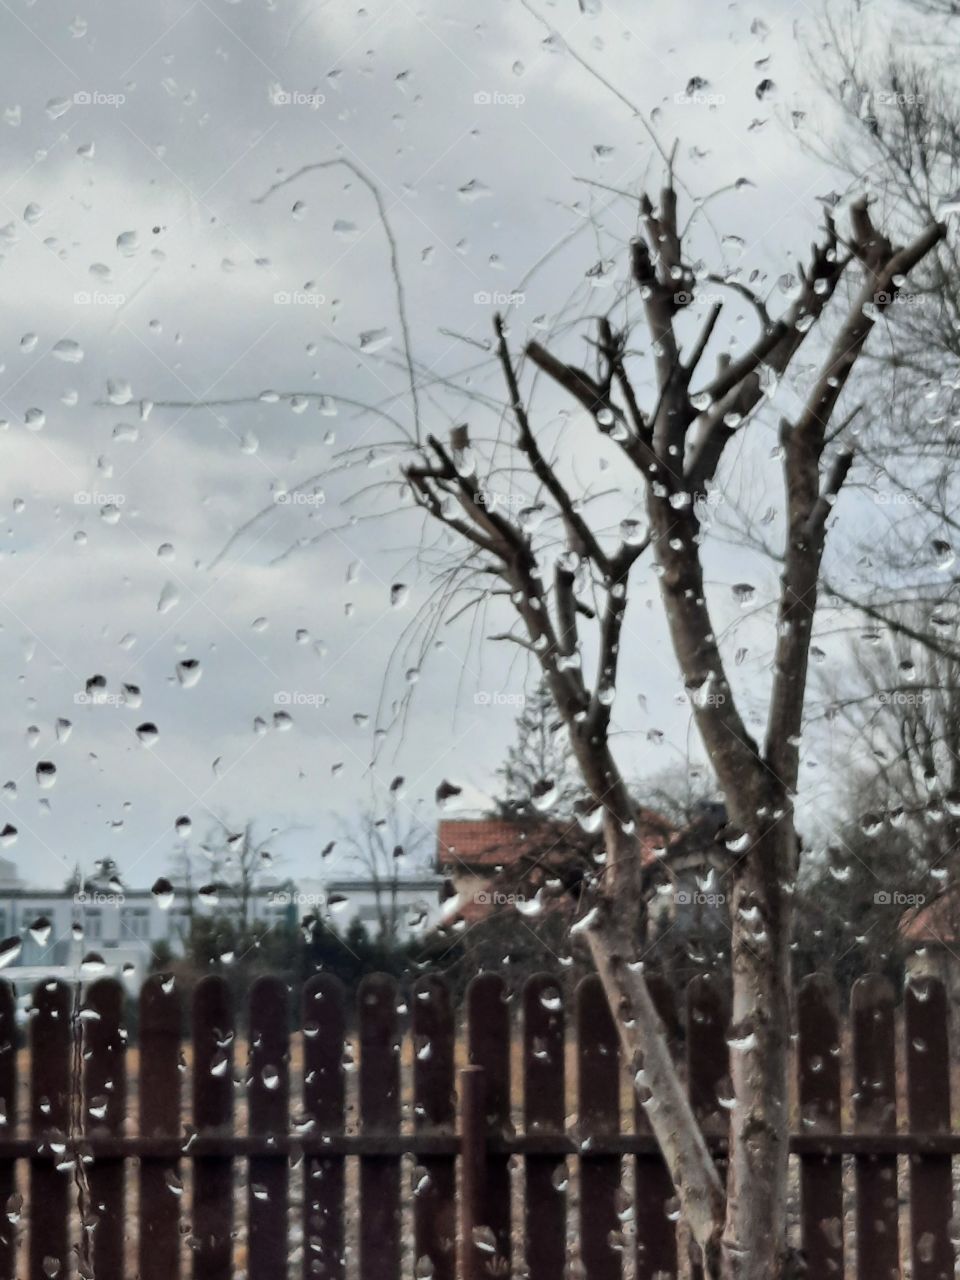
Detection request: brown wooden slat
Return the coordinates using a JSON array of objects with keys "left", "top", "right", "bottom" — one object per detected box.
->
[
  {"left": 412, "top": 975, "right": 456, "bottom": 1280},
  {"left": 459, "top": 1066, "right": 486, "bottom": 1280},
  {"left": 248, "top": 976, "right": 289, "bottom": 1280},
  {"left": 139, "top": 973, "right": 182, "bottom": 1280},
  {"left": 686, "top": 974, "right": 728, "bottom": 1280},
  {"left": 83, "top": 979, "right": 126, "bottom": 1280},
  {"left": 0, "top": 982, "right": 17, "bottom": 1280},
  {"left": 29, "top": 980, "right": 71, "bottom": 1280},
  {"left": 686, "top": 974, "right": 728, "bottom": 1134},
  {"left": 0, "top": 1127, "right": 951, "bottom": 1159},
  {"left": 852, "top": 974, "right": 899, "bottom": 1280},
  {"left": 906, "top": 976, "right": 953, "bottom": 1280},
  {"left": 797, "top": 974, "right": 843, "bottom": 1279},
  {"left": 634, "top": 974, "right": 677, "bottom": 1280},
  {"left": 466, "top": 973, "right": 511, "bottom": 1275},
  {"left": 577, "top": 975, "right": 621, "bottom": 1280},
  {"left": 358, "top": 974, "right": 401, "bottom": 1280},
  {"left": 522, "top": 974, "right": 566, "bottom": 1280},
  {"left": 191, "top": 975, "right": 233, "bottom": 1280},
  {"left": 302, "top": 975, "right": 345, "bottom": 1280}
]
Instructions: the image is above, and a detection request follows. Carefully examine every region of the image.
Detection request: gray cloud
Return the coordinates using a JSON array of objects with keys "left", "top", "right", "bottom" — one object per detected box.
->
[{"left": 0, "top": 0, "right": 872, "bottom": 885}]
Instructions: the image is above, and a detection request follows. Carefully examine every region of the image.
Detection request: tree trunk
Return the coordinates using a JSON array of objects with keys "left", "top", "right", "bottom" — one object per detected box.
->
[
  {"left": 585, "top": 899, "right": 726, "bottom": 1267},
  {"left": 646, "top": 495, "right": 798, "bottom": 1278},
  {"left": 717, "top": 819, "right": 796, "bottom": 1280}
]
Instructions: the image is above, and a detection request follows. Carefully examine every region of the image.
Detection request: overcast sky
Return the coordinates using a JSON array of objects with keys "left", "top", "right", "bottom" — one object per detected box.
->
[{"left": 0, "top": 0, "right": 922, "bottom": 888}]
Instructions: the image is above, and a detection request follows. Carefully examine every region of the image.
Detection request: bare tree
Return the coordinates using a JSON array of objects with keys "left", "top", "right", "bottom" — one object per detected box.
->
[
  {"left": 335, "top": 795, "right": 432, "bottom": 945},
  {"left": 193, "top": 819, "right": 286, "bottom": 932},
  {"left": 151, "top": 137, "right": 943, "bottom": 1276},
  {"left": 633, "top": 760, "right": 721, "bottom": 828},
  {"left": 800, "top": 23, "right": 960, "bottom": 653},
  {"left": 821, "top": 605, "right": 960, "bottom": 855},
  {"left": 400, "top": 184, "right": 942, "bottom": 1277}
]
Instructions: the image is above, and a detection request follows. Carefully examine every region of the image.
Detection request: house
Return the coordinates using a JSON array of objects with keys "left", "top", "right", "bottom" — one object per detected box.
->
[
  {"left": 901, "top": 887, "right": 960, "bottom": 1001},
  {"left": 646, "top": 801, "right": 732, "bottom": 941},
  {"left": 435, "top": 817, "right": 560, "bottom": 922},
  {"left": 435, "top": 803, "right": 730, "bottom": 935},
  {"left": 436, "top": 807, "right": 698, "bottom": 920}
]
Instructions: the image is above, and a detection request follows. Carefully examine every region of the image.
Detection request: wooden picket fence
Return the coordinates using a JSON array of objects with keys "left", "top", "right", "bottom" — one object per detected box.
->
[{"left": 0, "top": 969, "right": 955, "bottom": 1279}]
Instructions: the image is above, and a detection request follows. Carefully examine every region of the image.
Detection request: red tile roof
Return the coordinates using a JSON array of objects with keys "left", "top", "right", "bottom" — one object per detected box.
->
[
  {"left": 436, "top": 809, "right": 674, "bottom": 872},
  {"left": 901, "top": 888, "right": 960, "bottom": 944},
  {"left": 436, "top": 818, "right": 556, "bottom": 869}
]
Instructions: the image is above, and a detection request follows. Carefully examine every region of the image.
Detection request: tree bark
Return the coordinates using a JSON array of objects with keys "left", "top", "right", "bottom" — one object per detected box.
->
[
  {"left": 717, "top": 820, "right": 796, "bottom": 1280},
  {"left": 585, "top": 901, "right": 727, "bottom": 1267},
  {"left": 647, "top": 495, "right": 797, "bottom": 1278}
]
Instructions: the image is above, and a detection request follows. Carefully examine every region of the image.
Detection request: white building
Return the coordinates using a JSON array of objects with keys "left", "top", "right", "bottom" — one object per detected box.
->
[
  {"left": 0, "top": 867, "right": 446, "bottom": 995},
  {"left": 0, "top": 877, "right": 297, "bottom": 993}
]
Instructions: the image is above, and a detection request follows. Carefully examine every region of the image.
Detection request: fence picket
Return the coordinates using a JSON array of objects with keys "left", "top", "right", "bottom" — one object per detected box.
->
[
  {"left": 83, "top": 978, "right": 126, "bottom": 1280},
  {"left": 852, "top": 974, "right": 899, "bottom": 1280},
  {"left": 686, "top": 974, "right": 728, "bottom": 1280},
  {"left": 248, "top": 976, "right": 289, "bottom": 1280},
  {"left": 358, "top": 974, "right": 401, "bottom": 1280},
  {"left": 459, "top": 1066, "right": 486, "bottom": 1280},
  {"left": 906, "top": 976, "right": 953, "bottom": 1280},
  {"left": 686, "top": 974, "right": 728, "bottom": 1134},
  {"left": 413, "top": 975, "right": 456, "bottom": 1280},
  {"left": 797, "top": 974, "right": 843, "bottom": 1278},
  {"left": 139, "top": 973, "right": 183, "bottom": 1280},
  {"left": 523, "top": 974, "right": 566, "bottom": 1280},
  {"left": 577, "top": 974, "right": 621, "bottom": 1280},
  {"left": 466, "top": 973, "right": 512, "bottom": 1276},
  {"left": 302, "top": 975, "right": 345, "bottom": 1280},
  {"left": 191, "top": 975, "right": 234, "bottom": 1280},
  {"left": 634, "top": 974, "right": 678, "bottom": 1280},
  {"left": 29, "top": 980, "right": 71, "bottom": 1280},
  {"left": 0, "top": 982, "right": 17, "bottom": 1280}
]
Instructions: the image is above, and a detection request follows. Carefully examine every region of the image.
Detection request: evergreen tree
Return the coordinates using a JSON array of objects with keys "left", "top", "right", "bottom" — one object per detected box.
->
[{"left": 493, "top": 678, "right": 581, "bottom": 818}]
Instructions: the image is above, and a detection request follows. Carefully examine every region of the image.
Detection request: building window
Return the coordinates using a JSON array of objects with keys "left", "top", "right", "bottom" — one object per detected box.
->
[
  {"left": 121, "top": 908, "right": 150, "bottom": 940},
  {"left": 85, "top": 910, "right": 102, "bottom": 941}
]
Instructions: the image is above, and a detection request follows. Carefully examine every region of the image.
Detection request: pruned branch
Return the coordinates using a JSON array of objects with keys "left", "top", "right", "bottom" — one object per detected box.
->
[
  {"left": 704, "top": 272, "right": 773, "bottom": 328},
  {"left": 495, "top": 314, "right": 611, "bottom": 574},
  {"left": 683, "top": 300, "right": 724, "bottom": 379},
  {"left": 526, "top": 340, "right": 618, "bottom": 419},
  {"left": 805, "top": 448, "right": 856, "bottom": 541}
]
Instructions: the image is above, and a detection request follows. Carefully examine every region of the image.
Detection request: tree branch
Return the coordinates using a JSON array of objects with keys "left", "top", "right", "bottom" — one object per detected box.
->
[{"left": 495, "top": 314, "right": 612, "bottom": 574}]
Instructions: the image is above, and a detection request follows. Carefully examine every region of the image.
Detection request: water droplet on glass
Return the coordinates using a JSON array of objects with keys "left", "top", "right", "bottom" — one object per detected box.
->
[
  {"left": 52, "top": 339, "right": 83, "bottom": 363},
  {"left": 36, "top": 761, "right": 56, "bottom": 789},
  {"left": 176, "top": 659, "right": 201, "bottom": 688},
  {"left": 28, "top": 917, "right": 52, "bottom": 946},
  {"left": 152, "top": 878, "right": 175, "bottom": 910},
  {"left": 359, "top": 328, "right": 391, "bottom": 353},
  {"left": 157, "top": 582, "right": 179, "bottom": 614}
]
